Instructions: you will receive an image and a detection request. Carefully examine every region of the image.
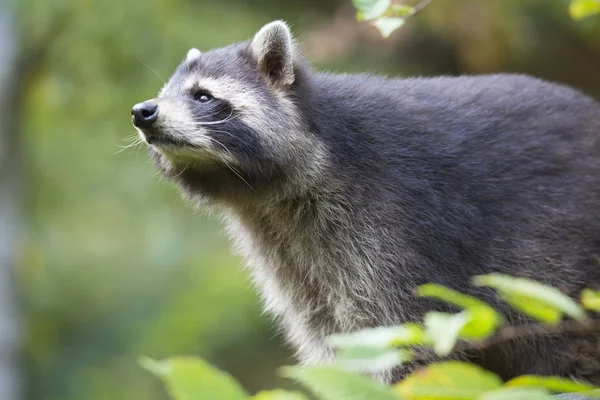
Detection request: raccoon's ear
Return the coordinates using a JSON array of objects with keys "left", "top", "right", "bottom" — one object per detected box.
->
[
  {"left": 250, "top": 21, "right": 295, "bottom": 86},
  {"left": 186, "top": 48, "right": 202, "bottom": 62}
]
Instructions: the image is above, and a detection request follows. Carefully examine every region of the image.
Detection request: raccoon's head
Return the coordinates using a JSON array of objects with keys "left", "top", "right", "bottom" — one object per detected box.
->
[{"left": 131, "top": 21, "right": 328, "bottom": 206}]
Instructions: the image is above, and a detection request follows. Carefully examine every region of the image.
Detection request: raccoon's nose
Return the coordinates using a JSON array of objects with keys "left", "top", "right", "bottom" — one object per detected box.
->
[{"left": 131, "top": 101, "right": 158, "bottom": 128}]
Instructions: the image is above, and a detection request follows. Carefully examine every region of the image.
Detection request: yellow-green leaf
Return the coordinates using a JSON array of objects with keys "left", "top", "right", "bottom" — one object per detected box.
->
[
  {"left": 281, "top": 366, "right": 399, "bottom": 400},
  {"left": 394, "top": 361, "right": 503, "bottom": 400},
  {"left": 417, "top": 284, "right": 503, "bottom": 339},
  {"left": 352, "top": 0, "right": 382, "bottom": 11},
  {"left": 478, "top": 387, "right": 554, "bottom": 400},
  {"left": 336, "top": 346, "right": 411, "bottom": 373},
  {"left": 328, "top": 323, "right": 425, "bottom": 349},
  {"left": 569, "top": 0, "right": 600, "bottom": 20},
  {"left": 140, "top": 356, "right": 247, "bottom": 400},
  {"left": 389, "top": 4, "right": 415, "bottom": 17},
  {"left": 374, "top": 17, "right": 405, "bottom": 38},
  {"left": 417, "top": 284, "right": 494, "bottom": 311},
  {"left": 581, "top": 289, "right": 600, "bottom": 311},
  {"left": 504, "top": 297, "right": 562, "bottom": 324},
  {"left": 473, "top": 274, "right": 585, "bottom": 323},
  {"left": 460, "top": 306, "right": 503, "bottom": 340},
  {"left": 423, "top": 312, "right": 470, "bottom": 356},
  {"left": 353, "top": 0, "right": 390, "bottom": 21},
  {"left": 252, "top": 390, "right": 309, "bottom": 400},
  {"left": 505, "top": 375, "right": 598, "bottom": 394}
]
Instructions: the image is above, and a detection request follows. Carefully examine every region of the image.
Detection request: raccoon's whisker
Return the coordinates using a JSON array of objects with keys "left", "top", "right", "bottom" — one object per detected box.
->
[
  {"left": 114, "top": 141, "right": 142, "bottom": 154},
  {"left": 139, "top": 60, "right": 166, "bottom": 84},
  {"left": 221, "top": 156, "right": 254, "bottom": 191},
  {"left": 154, "top": 168, "right": 167, "bottom": 184},
  {"left": 205, "top": 128, "right": 235, "bottom": 138},
  {"left": 195, "top": 118, "right": 237, "bottom": 126},
  {"left": 187, "top": 107, "right": 231, "bottom": 122},
  {"left": 207, "top": 137, "right": 254, "bottom": 191},
  {"left": 196, "top": 105, "right": 232, "bottom": 118},
  {"left": 115, "top": 134, "right": 145, "bottom": 154},
  {"left": 172, "top": 164, "right": 189, "bottom": 179},
  {"left": 123, "top": 131, "right": 139, "bottom": 139},
  {"left": 206, "top": 136, "right": 235, "bottom": 158},
  {"left": 134, "top": 142, "right": 144, "bottom": 161},
  {"left": 180, "top": 111, "right": 239, "bottom": 127},
  {"left": 122, "top": 131, "right": 141, "bottom": 141},
  {"left": 192, "top": 110, "right": 237, "bottom": 125}
]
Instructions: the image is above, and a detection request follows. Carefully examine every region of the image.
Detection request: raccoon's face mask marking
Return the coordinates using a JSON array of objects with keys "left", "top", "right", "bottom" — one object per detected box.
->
[
  {"left": 131, "top": 78, "right": 237, "bottom": 165},
  {"left": 131, "top": 21, "right": 328, "bottom": 200}
]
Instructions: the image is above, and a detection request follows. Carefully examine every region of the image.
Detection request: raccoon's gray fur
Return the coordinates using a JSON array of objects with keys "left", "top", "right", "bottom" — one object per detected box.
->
[{"left": 132, "top": 21, "right": 600, "bottom": 384}]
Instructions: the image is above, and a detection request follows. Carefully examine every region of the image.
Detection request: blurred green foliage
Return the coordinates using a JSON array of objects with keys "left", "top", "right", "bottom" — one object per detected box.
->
[
  {"left": 354, "top": 0, "right": 600, "bottom": 37},
  {"left": 570, "top": 0, "right": 600, "bottom": 20},
  {"left": 14, "top": 0, "right": 600, "bottom": 399},
  {"left": 142, "top": 276, "right": 600, "bottom": 400}
]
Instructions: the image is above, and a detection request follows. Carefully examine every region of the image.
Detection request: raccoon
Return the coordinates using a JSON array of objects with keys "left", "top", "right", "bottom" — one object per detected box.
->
[{"left": 131, "top": 21, "right": 600, "bottom": 383}]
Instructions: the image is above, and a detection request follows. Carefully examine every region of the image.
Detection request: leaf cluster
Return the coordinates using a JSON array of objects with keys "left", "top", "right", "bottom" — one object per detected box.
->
[
  {"left": 141, "top": 274, "right": 600, "bottom": 400},
  {"left": 353, "top": 0, "right": 600, "bottom": 38}
]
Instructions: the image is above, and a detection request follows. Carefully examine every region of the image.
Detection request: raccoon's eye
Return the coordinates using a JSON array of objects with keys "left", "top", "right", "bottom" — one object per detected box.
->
[{"left": 193, "top": 90, "right": 213, "bottom": 103}]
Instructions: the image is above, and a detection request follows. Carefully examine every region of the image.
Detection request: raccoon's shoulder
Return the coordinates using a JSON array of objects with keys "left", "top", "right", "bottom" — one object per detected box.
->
[
  {"left": 309, "top": 72, "right": 595, "bottom": 106},
  {"left": 302, "top": 72, "right": 599, "bottom": 133}
]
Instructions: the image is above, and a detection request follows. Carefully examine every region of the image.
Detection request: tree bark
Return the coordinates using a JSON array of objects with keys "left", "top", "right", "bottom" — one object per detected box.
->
[{"left": 0, "top": 0, "right": 23, "bottom": 398}]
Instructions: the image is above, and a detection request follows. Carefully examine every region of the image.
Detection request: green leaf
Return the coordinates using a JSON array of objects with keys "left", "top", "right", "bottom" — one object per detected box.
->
[
  {"left": 353, "top": 0, "right": 391, "bottom": 21},
  {"left": 281, "top": 366, "right": 399, "bottom": 400},
  {"left": 459, "top": 306, "right": 502, "bottom": 339},
  {"left": 389, "top": 4, "right": 415, "bottom": 17},
  {"left": 417, "top": 284, "right": 503, "bottom": 339},
  {"left": 140, "top": 356, "right": 247, "bottom": 400},
  {"left": 417, "top": 284, "right": 494, "bottom": 311},
  {"left": 505, "top": 375, "right": 598, "bottom": 394},
  {"left": 336, "top": 346, "right": 411, "bottom": 373},
  {"left": 394, "top": 361, "right": 503, "bottom": 399},
  {"left": 473, "top": 274, "right": 585, "bottom": 323},
  {"left": 374, "top": 17, "right": 405, "bottom": 38},
  {"left": 581, "top": 289, "right": 600, "bottom": 311},
  {"left": 508, "top": 298, "right": 563, "bottom": 324},
  {"left": 423, "top": 311, "right": 470, "bottom": 356},
  {"left": 328, "top": 323, "right": 425, "bottom": 349},
  {"left": 351, "top": 0, "right": 381, "bottom": 11},
  {"left": 478, "top": 387, "right": 554, "bottom": 400},
  {"left": 569, "top": 0, "right": 600, "bottom": 20},
  {"left": 252, "top": 390, "right": 310, "bottom": 400}
]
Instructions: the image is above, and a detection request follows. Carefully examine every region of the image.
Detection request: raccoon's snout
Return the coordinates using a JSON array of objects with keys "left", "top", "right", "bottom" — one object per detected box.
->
[{"left": 131, "top": 101, "right": 158, "bottom": 128}]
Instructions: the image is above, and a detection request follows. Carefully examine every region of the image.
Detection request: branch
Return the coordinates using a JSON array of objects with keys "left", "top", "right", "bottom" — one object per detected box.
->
[
  {"left": 406, "top": 317, "right": 600, "bottom": 367},
  {"left": 410, "top": 0, "right": 435, "bottom": 16},
  {"left": 454, "top": 318, "right": 600, "bottom": 353}
]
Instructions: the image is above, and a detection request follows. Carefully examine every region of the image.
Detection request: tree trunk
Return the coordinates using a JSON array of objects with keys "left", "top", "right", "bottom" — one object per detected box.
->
[{"left": 0, "top": 0, "right": 23, "bottom": 398}]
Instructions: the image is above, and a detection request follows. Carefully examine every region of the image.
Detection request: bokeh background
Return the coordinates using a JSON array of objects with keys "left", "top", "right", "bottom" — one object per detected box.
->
[{"left": 1, "top": 0, "right": 599, "bottom": 399}]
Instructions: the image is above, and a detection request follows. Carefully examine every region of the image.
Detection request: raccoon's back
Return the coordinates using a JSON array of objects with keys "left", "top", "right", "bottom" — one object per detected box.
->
[
  {"left": 307, "top": 72, "right": 600, "bottom": 291},
  {"left": 308, "top": 72, "right": 600, "bottom": 223},
  {"left": 306, "top": 72, "right": 600, "bottom": 383},
  {"left": 309, "top": 72, "right": 600, "bottom": 158}
]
